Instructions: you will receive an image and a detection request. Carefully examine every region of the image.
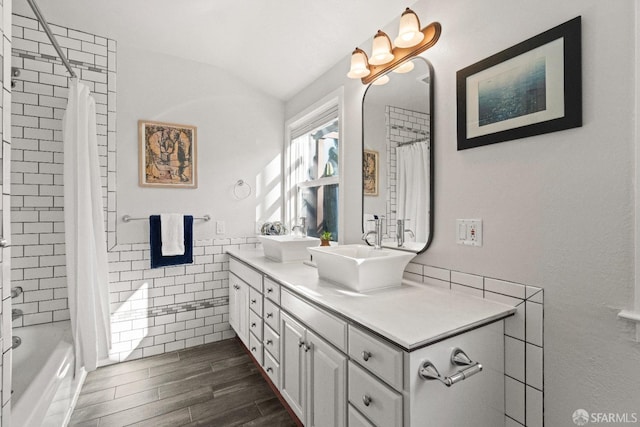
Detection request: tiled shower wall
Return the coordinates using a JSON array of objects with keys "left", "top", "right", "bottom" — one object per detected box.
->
[
  {"left": 10, "top": 14, "right": 116, "bottom": 327},
  {"left": 384, "top": 105, "right": 429, "bottom": 238},
  {"left": 405, "top": 263, "right": 545, "bottom": 427},
  {"left": 0, "top": 0, "right": 12, "bottom": 424}
]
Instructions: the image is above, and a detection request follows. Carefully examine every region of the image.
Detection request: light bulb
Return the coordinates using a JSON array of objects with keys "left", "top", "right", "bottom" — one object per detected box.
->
[
  {"left": 347, "top": 48, "right": 370, "bottom": 78},
  {"left": 394, "top": 8, "right": 424, "bottom": 48},
  {"left": 393, "top": 61, "right": 415, "bottom": 74},
  {"left": 372, "top": 75, "right": 390, "bottom": 86},
  {"left": 369, "top": 30, "right": 394, "bottom": 65}
]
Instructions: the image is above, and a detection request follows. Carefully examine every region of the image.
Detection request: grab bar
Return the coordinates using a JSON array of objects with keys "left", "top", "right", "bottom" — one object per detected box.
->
[
  {"left": 122, "top": 214, "right": 211, "bottom": 222},
  {"left": 418, "top": 348, "right": 483, "bottom": 387}
]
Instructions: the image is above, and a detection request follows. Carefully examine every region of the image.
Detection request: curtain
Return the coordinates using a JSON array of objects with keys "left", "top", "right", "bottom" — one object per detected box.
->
[
  {"left": 396, "top": 141, "right": 430, "bottom": 241},
  {"left": 63, "top": 79, "right": 111, "bottom": 372}
]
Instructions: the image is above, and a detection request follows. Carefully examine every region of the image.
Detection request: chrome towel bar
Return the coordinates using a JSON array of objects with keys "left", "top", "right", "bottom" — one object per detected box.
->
[
  {"left": 418, "top": 347, "right": 483, "bottom": 387},
  {"left": 122, "top": 214, "right": 211, "bottom": 222}
]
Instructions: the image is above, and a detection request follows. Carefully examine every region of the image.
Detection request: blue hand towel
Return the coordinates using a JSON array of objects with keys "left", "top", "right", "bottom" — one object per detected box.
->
[{"left": 150, "top": 215, "right": 193, "bottom": 269}]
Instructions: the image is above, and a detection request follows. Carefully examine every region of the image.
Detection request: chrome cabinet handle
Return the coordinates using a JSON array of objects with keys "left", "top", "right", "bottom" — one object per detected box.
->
[
  {"left": 267, "top": 288, "right": 273, "bottom": 293},
  {"left": 362, "top": 395, "right": 372, "bottom": 407},
  {"left": 267, "top": 367, "right": 273, "bottom": 373},
  {"left": 266, "top": 339, "right": 273, "bottom": 345},
  {"left": 303, "top": 343, "right": 311, "bottom": 352},
  {"left": 251, "top": 322, "right": 256, "bottom": 328},
  {"left": 298, "top": 339, "right": 305, "bottom": 348},
  {"left": 251, "top": 347, "right": 256, "bottom": 352},
  {"left": 362, "top": 351, "right": 372, "bottom": 362},
  {"left": 251, "top": 299, "right": 256, "bottom": 304},
  {"left": 266, "top": 313, "right": 273, "bottom": 318}
]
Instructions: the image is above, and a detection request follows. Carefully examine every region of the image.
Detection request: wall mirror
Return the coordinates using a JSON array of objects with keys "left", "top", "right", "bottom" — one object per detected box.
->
[{"left": 362, "top": 56, "right": 434, "bottom": 253}]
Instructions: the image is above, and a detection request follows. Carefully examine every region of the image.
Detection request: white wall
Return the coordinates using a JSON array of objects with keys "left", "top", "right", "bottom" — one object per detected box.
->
[
  {"left": 117, "top": 46, "right": 284, "bottom": 243},
  {"left": 286, "top": 0, "right": 639, "bottom": 422}
]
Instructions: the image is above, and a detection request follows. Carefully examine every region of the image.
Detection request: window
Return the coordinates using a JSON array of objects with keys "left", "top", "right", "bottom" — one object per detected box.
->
[{"left": 285, "top": 96, "right": 341, "bottom": 241}]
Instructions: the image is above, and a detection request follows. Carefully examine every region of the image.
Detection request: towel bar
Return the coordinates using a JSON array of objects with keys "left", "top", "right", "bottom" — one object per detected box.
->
[{"left": 122, "top": 214, "right": 211, "bottom": 222}]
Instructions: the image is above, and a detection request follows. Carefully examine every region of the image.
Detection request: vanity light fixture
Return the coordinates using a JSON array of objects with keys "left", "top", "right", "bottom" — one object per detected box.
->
[
  {"left": 347, "top": 7, "right": 440, "bottom": 85},
  {"left": 393, "top": 60, "right": 415, "bottom": 74}
]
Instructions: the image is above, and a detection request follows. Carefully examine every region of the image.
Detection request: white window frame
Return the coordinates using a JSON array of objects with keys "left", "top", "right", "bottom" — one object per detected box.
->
[{"left": 283, "top": 88, "right": 344, "bottom": 241}]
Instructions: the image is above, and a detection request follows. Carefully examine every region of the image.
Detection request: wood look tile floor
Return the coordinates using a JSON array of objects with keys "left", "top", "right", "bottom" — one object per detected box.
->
[{"left": 69, "top": 338, "right": 298, "bottom": 427}]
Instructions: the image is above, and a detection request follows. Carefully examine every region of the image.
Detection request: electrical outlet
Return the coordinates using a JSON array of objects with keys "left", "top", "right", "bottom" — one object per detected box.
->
[
  {"left": 456, "top": 219, "right": 482, "bottom": 247},
  {"left": 216, "top": 220, "right": 225, "bottom": 234}
]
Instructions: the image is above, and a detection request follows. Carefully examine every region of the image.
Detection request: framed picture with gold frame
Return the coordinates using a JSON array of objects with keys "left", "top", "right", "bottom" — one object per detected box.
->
[
  {"left": 139, "top": 120, "right": 197, "bottom": 188},
  {"left": 363, "top": 149, "right": 378, "bottom": 196}
]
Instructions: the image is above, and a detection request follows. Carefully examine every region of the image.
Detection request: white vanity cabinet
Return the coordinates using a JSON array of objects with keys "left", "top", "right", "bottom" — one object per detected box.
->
[
  {"left": 227, "top": 253, "right": 512, "bottom": 427},
  {"left": 281, "top": 311, "right": 347, "bottom": 427}
]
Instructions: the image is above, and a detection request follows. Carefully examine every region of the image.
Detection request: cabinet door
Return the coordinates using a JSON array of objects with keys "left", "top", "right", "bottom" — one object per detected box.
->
[
  {"left": 280, "top": 312, "right": 306, "bottom": 423},
  {"left": 306, "top": 330, "right": 347, "bottom": 427},
  {"left": 229, "top": 273, "right": 249, "bottom": 347}
]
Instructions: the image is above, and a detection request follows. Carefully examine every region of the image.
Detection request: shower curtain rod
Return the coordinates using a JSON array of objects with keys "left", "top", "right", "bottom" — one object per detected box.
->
[{"left": 25, "top": 0, "right": 77, "bottom": 78}]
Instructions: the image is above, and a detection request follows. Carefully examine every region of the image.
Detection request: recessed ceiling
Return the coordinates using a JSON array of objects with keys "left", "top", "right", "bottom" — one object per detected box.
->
[{"left": 12, "top": 0, "right": 416, "bottom": 100}]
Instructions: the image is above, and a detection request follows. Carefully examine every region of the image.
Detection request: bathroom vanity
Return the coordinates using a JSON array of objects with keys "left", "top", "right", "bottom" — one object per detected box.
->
[{"left": 227, "top": 249, "right": 514, "bottom": 427}]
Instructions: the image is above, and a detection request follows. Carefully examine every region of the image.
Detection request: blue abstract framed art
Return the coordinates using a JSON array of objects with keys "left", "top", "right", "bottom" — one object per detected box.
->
[{"left": 456, "top": 16, "right": 582, "bottom": 150}]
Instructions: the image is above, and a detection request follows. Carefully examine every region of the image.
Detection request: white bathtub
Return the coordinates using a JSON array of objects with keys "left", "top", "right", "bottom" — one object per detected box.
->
[{"left": 11, "top": 321, "right": 86, "bottom": 427}]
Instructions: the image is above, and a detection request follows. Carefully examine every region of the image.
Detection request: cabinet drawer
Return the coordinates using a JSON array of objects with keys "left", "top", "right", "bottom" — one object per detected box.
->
[
  {"left": 249, "top": 310, "right": 263, "bottom": 340},
  {"left": 349, "top": 325, "right": 403, "bottom": 390},
  {"left": 263, "top": 298, "right": 280, "bottom": 332},
  {"left": 263, "top": 324, "right": 280, "bottom": 361},
  {"left": 263, "top": 350, "right": 280, "bottom": 389},
  {"left": 249, "top": 287, "right": 263, "bottom": 316},
  {"left": 229, "top": 258, "right": 263, "bottom": 291},
  {"left": 348, "top": 405, "right": 375, "bottom": 427},
  {"left": 264, "top": 277, "right": 281, "bottom": 304},
  {"left": 249, "top": 332, "right": 264, "bottom": 366},
  {"left": 281, "top": 289, "right": 347, "bottom": 352},
  {"left": 348, "top": 362, "right": 402, "bottom": 427}
]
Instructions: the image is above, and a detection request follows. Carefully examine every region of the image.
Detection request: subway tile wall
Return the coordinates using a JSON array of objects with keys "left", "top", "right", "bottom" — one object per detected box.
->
[
  {"left": 384, "top": 106, "right": 429, "bottom": 238},
  {"left": 1, "top": 0, "right": 12, "bottom": 424},
  {"left": 405, "top": 262, "right": 545, "bottom": 427},
  {"left": 106, "top": 238, "right": 258, "bottom": 362},
  {"left": 10, "top": 14, "right": 116, "bottom": 327}
]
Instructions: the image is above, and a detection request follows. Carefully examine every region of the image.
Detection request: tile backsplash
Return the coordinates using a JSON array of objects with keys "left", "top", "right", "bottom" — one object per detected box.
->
[{"left": 405, "top": 262, "right": 544, "bottom": 427}]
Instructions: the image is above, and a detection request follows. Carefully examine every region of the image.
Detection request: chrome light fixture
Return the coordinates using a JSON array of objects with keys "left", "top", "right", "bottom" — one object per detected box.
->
[{"left": 347, "top": 7, "right": 440, "bottom": 85}]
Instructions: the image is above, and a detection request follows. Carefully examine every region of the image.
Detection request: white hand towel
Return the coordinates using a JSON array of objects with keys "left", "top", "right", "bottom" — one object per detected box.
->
[{"left": 160, "top": 214, "right": 185, "bottom": 256}]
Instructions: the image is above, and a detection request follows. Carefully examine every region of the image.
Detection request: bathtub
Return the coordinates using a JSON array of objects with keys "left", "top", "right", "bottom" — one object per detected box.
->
[{"left": 11, "top": 321, "right": 86, "bottom": 427}]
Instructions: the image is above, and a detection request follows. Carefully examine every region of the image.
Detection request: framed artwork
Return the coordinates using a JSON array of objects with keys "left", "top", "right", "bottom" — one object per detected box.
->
[
  {"left": 457, "top": 16, "right": 582, "bottom": 150},
  {"left": 139, "top": 120, "right": 197, "bottom": 188},
  {"left": 363, "top": 149, "right": 379, "bottom": 196}
]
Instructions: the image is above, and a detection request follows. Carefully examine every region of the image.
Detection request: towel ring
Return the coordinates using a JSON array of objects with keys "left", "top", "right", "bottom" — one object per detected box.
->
[{"left": 233, "top": 179, "right": 252, "bottom": 200}]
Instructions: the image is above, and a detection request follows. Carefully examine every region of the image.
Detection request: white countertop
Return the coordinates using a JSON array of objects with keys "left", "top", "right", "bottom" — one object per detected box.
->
[{"left": 228, "top": 248, "right": 515, "bottom": 351}]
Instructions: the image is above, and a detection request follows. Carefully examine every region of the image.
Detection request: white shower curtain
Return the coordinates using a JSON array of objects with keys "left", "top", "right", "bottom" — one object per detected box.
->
[
  {"left": 63, "top": 79, "right": 111, "bottom": 373},
  {"left": 396, "top": 141, "right": 430, "bottom": 241}
]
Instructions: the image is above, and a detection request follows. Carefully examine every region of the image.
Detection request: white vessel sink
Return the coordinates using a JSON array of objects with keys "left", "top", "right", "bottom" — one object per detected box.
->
[
  {"left": 308, "top": 244, "right": 416, "bottom": 292},
  {"left": 258, "top": 235, "right": 320, "bottom": 262}
]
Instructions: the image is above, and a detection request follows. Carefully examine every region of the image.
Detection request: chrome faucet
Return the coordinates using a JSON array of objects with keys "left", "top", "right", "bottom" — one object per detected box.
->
[
  {"left": 362, "top": 216, "right": 384, "bottom": 249},
  {"left": 396, "top": 219, "right": 415, "bottom": 248},
  {"left": 291, "top": 217, "right": 306, "bottom": 237}
]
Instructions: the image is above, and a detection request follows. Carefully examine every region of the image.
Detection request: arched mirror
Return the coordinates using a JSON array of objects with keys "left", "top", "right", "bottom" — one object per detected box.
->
[{"left": 362, "top": 56, "right": 434, "bottom": 253}]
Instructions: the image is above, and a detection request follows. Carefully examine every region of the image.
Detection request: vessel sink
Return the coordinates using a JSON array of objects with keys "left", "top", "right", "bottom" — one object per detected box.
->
[
  {"left": 258, "top": 235, "right": 320, "bottom": 262},
  {"left": 307, "top": 244, "right": 416, "bottom": 292}
]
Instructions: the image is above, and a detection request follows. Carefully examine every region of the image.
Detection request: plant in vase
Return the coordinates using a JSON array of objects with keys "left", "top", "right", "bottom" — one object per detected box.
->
[{"left": 320, "top": 231, "right": 332, "bottom": 246}]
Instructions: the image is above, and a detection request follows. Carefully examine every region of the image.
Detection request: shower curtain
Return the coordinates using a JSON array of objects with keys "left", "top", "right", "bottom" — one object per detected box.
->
[
  {"left": 396, "top": 141, "right": 430, "bottom": 241},
  {"left": 63, "top": 79, "right": 111, "bottom": 373}
]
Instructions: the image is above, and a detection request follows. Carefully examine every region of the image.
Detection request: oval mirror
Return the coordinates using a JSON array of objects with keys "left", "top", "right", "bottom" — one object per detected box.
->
[{"left": 362, "top": 57, "right": 434, "bottom": 253}]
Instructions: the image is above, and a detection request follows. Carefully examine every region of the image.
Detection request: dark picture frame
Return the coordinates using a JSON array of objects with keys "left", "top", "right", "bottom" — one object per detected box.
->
[{"left": 456, "top": 16, "right": 582, "bottom": 150}]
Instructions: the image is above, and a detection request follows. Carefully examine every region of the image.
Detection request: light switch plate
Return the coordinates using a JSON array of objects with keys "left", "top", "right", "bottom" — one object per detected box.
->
[{"left": 456, "top": 219, "right": 482, "bottom": 247}]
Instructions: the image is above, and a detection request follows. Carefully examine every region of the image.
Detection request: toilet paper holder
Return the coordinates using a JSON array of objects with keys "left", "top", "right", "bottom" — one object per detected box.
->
[{"left": 418, "top": 347, "right": 483, "bottom": 387}]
